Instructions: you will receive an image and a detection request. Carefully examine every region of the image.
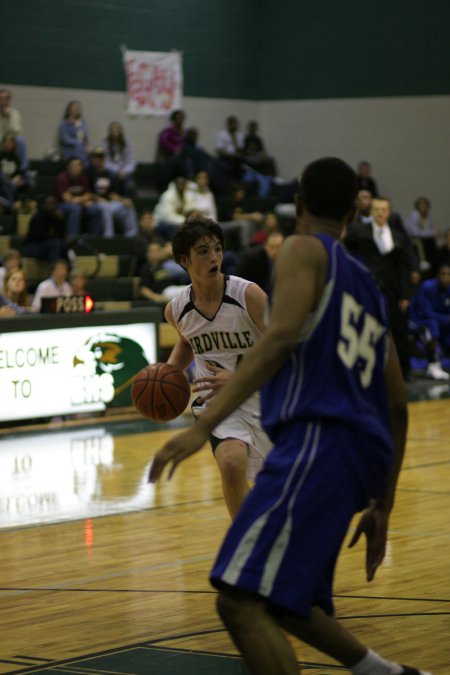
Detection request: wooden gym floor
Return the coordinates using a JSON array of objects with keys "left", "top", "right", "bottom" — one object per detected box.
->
[{"left": 1, "top": 381, "right": 449, "bottom": 674}]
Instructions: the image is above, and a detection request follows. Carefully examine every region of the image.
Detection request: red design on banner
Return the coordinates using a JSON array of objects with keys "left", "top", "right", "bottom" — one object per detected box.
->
[{"left": 124, "top": 50, "right": 182, "bottom": 116}]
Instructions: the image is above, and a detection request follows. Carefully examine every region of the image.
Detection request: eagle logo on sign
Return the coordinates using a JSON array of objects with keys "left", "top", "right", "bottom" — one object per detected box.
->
[{"left": 73, "top": 333, "right": 149, "bottom": 406}]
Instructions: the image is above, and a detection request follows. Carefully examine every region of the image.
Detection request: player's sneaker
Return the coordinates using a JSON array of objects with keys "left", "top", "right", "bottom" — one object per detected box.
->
[
  {"left": 426, "top": 361, "right": 449, "bottom": 380},
  {"left": 399, "top": 666, "right": 433, "bottom": 675}
]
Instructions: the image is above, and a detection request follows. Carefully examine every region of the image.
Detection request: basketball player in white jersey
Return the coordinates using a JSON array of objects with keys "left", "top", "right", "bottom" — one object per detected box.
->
[{"left": 163, "top": 214, "right": 272, "bottom": 519}]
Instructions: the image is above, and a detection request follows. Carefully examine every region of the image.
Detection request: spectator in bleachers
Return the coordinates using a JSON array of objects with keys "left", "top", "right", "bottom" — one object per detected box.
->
[
  {"left": 0, "top": 88, "right": 28, "bottom": 169},
  {"left": 156, "top": 109, "right": 186, "bottom": 161},
  {"left": 152, "top": 176, "right": 194, "bottom": 241},
  {"left": 409, "top": 263, "right": 450, "bottom": 380},
  {"left": 102, "top": 121, "right": 136, "bottom": 197},
  {"left": 0, "top": 131, "right": 35, "bottom": 210},
  {"left": 21, "top": 195, "right": 67, "bottom": 266},
  {"left": 139, "top": 239, "right": 187, "bottom": 305},
  {"left": 69, "top": 267, "right": 89, "bottom": 295},
  {"left": 405, "top": 196, "right": 437, "bottom": 238},
  {"left": 2, "top": 267, "right": 32, "bottom": 313},
  {"left": 250, "top": 212, "right": 280, "bottom": 245},
  {"left": 405, "top": 196, "right": 440, "bottom": 275},
  {"left": 353, "top": 189, "right": 373, "bottom": 225},
  {"left": 132, "top": 210, "right": 158, "bottom": 274},
  {"left": 216, "top": 115, "right": 245, "bottom": 184},
  {"left": 356, "top": 160, "right": 379, "bottom": 197},
  {"left": 0, "top": 89, "right": 23, "bottom": 139},
  {"left": 58, "top": 100, "right": 90, "bottom": 166},
  {"left": 344, "top": 196, "right": 415, "bottom": 380},
  {"left": 87, "top": 146, "right": 138, "bottom": 238},
  {"left": 219, "top": 182, "right": 264, "bottom": 225},
  {"left": 274, "top": 178, "right": 299, "bottom": 220},
  {"left": 178, "top": 127, "right": 215, "bottom": 180},
  {"left": 185, "top": 170, "right": 217, "bottom": 220},
  {"left": 54, "top": 158, "right": 103, "bottom": 238},
  {"left": 237, "top": 228, "right": 284, "bottom": 294},
  {"left": 155, "top": 109, "right": 186, "bottom": 190},
  {"left": 243, "top": 120, "right": 276, "bottom": 177},
  {"left": 350, "top": 188, "right": 420, "bottom": 285},
  {"left": 32, "top": 259, "right": 73, "bottom": 311},
  {"left": 218, "top": 182, "right": 264, "bottom": 249},
  {"left": 0, "top": 248, "right": 21, "bottom": 288}
]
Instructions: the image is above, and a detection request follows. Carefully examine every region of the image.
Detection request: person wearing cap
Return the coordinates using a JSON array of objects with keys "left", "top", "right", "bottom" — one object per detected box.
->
[{"left": 87, "top": 147, "right": 138, "bottom": 238}]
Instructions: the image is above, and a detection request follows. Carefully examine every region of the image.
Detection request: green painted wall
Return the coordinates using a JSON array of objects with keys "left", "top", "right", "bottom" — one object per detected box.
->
[
  {"left": 1, "top": 0, "right": 449, "bottom": 99},
  {"left": 258, "top": 0, "right": 450, "bottom": 99},
  {"left": 0, "top": 0, "right": 260, "bottom": 98}
]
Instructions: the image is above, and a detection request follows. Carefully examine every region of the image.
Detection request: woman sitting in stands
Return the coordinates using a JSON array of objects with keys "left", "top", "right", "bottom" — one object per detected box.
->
[
  {"left": 102, "top": 121, "right": 136, "bottom": 196},
  {"left": 58, "top": 100, "right": 90, "bottom": 166},
  {"left": 0, "top": 267, "right": 32, "bottom": 315},
  {"left": 0, "top": 131, "right": 35, "bottom": 210}
]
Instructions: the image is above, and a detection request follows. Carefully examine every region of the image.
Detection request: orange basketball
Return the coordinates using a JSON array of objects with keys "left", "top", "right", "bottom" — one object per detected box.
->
[{"left": 131, "top": 363, "right": 190, "bottom": 422}]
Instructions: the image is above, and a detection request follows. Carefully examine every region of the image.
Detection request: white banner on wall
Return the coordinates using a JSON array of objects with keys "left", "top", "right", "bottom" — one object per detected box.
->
[
  {"left": 123, "top": 49, "right": 183, "bottom": 116},
  {"left": 0, "top": 322, "right": 157, "bottom": 421}
]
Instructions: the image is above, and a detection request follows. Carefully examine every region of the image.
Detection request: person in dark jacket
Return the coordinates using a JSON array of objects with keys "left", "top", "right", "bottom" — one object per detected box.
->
[
  {"left": 344, "top": 197, "right": 415, "bottom": 379},
  {"left": 237, "top": 229, "right": 284, "bottom": 294},
  {"left": 21, "top": 195, "right": 67, "bottom": 264}
]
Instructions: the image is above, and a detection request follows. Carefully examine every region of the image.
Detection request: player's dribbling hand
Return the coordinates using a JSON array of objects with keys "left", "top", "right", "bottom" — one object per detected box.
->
[
  {"left": 192, "top": 365, "right": 232, "bottom": 401},
  {"left": 148, "top": 425, "right": 210, "bottom": 483},
  {"left": 348, "top": 504, "right": 389, "bottom": 582}
]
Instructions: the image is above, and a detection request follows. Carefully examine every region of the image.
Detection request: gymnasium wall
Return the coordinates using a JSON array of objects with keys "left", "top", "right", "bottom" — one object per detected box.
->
[{"left": 1, "top": 1, "right": 450, "bottom": 226}]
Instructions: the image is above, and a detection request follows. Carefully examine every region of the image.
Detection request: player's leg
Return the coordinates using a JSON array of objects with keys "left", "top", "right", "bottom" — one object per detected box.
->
[
  {"left": 214, "top": 438, "right": 250, "bottom": 519},
  {"left": 277, "top": 604, "right": 366, "bottom": 666},
  {"left": 216, "top": 588, "right": 299, "bottom": 675},
  {"left": 275, "top": 604, "right": 431, "bottom": 674},
  {"left": 217, "top": 588, "right": 431, "bottom": 675}
]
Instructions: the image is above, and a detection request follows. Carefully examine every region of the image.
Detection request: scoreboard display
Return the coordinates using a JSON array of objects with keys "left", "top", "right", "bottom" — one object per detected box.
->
[{"left": 40, "top": 294, "right": 95, "bottom": 314}]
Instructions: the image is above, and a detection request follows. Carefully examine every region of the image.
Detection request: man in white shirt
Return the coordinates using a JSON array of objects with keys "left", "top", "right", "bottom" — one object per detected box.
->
[
  {"left": 344, "top": 197, "right": 415, "bottom": 380},
  {"left": 152, "top": 177, "right": 196, "bottom": 242},
  {"left": 32, "top": 260, "right": 73, "bottom": 311},
  {"left": 185, "top": 171, "right": 217, "bottom": 221},
  {"left": 371, "top": 198, "right": 395, "bottom": 255}
]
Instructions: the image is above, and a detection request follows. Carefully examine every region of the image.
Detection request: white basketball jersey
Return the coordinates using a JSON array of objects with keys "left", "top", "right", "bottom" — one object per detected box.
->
[{"left": 170, "top": 275, "right": 262, "bottom": 422}]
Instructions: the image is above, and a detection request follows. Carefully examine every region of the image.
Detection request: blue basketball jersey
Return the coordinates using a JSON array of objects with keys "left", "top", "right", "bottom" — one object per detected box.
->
[{"left": 260, "top": 234, "right": 392, "bottom": 449}]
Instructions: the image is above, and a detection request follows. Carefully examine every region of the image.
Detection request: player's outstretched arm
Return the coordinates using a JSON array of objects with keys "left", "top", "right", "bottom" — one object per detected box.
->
[
  {"left": 348, "top": 335, "right": 408, "bottom": 581},
  {"left": 149, "top": 235, "right": 326, "bottom": 483},
  {"left": 149, "top": 423, "right": 211, "bottom": 482}
]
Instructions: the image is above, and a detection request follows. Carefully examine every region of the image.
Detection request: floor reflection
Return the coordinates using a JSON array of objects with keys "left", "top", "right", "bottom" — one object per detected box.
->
[
  {"left": 0, "top": 425, "right": 157, "bottom": 529},
  {"left": 406, "top": 378, "right": 450, "bottom": 402}
]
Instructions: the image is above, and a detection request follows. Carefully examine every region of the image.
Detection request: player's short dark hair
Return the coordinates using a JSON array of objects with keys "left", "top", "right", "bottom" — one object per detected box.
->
[
  {"left": 172, "top": 215, "right": 224, "bottom": 264},
  {"left": 298, "top": 157, "right": 357, "bottom": 221}
]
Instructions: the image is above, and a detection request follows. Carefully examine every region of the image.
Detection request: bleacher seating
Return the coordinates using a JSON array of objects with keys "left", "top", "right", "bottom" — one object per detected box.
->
[{"left": 1, "top": 159, "right": 290, "bottom": 307}]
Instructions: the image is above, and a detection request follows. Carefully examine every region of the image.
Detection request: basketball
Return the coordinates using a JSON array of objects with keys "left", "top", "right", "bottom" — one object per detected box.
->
[{"left": 131, "top": 363, "right": 191, "bottom": 422}]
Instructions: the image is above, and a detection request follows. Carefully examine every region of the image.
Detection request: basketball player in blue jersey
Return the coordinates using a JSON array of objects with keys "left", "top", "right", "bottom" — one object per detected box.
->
[
  {"left": 150, "top": 159, "right": 430, "bottom": 675},
  {"left": 160, "top": 214, "right": 272, "bottom": 519}
]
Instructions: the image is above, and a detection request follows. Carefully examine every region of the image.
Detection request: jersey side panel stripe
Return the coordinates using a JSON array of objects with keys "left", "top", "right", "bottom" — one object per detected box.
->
[{"left": 220, "top": 422, "right": 316, "bottom": 586}]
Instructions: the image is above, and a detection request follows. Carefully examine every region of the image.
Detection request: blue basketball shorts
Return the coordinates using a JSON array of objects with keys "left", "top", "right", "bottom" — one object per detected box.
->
[{"left": 210, "top": 418, "right": 392, "bottom": 619}]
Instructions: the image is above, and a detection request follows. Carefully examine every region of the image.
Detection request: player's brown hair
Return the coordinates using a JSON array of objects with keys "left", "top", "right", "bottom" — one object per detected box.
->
[{"left": 172, "top": 215, "right": 224, "bottom": 265}]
